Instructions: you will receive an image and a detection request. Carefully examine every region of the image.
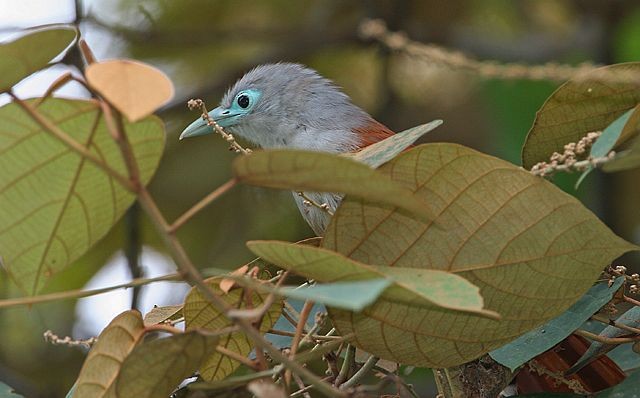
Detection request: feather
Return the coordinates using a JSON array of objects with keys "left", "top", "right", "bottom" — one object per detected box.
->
[{"left": 352, "top": 119, "right": 397, "bottom": 149}]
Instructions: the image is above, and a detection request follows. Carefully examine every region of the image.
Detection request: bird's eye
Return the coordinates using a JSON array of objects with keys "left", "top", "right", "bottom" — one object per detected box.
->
[{"left": 237, "top": 94, "right": 250, "bottom": 109}]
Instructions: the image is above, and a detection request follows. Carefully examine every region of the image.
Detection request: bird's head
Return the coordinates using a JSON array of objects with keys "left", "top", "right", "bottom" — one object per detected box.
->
[{"left": 180, "top": 63, "right": 391, "bottom": 152}]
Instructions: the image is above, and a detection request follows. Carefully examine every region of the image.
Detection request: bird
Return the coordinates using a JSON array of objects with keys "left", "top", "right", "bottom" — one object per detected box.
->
[
  {"left": 179, "top": 63, "right": 396, "bottom": 235},
  {"left": 180, "top": 63, "right": 628, "bottom": 394}
]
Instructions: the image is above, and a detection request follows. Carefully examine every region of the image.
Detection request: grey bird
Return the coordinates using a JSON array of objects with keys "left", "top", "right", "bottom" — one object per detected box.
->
[{"left": 180, "top": 63, "right": 396, "bottom": 235}]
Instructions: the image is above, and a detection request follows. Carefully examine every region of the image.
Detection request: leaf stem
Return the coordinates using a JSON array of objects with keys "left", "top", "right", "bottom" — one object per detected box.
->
[
  {"left": 340, "top": 355, "right": 379, "bottom": 389},
  {"left": 335, "top": 344, "right": 355, "bottom": 386}
]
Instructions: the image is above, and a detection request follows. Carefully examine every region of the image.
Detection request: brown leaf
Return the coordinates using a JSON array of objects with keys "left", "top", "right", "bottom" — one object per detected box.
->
[
  {"left": 86, "top": 59, "right": 174, "bottom": 122},
  {"left": 323, "top": 143, "right": 637, "bottom": 367},
  {"left": 219, "top": 264, "right": 249, "bottom": 293},
  {"left": 74, "top": 310, "right": 146, "bottom": 397},
  {"left": 522, "top": 63, "right": 640, "bottom": 169}
]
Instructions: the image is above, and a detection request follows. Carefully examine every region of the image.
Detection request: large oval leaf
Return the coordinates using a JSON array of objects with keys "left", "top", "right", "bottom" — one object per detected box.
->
[
  {"left": 184, "top": 278, "right": 282, "bottom": 381},
  {"left": 322, "top": 143, "right": 636, "bottom": 368},
  {"left": 75, "top": 310, "right": 146, "bottom": 397},
  {"left": 0, "top": 98, "right": 164, "bottom": 294},
  {"left": 114, "top": 331, "right": 219, "bottom": 398},
  {"left": 232, "top": 149, "right": 434, "bottom": 221},
  {"left": 522, "top": 63, "right": 640, "bottom": 169},
  {"left": 86, "top": 60, "right": 174, "bottom": 122},
  {"left": 0, "top": 26, "right": 76, "bottom": 92}
]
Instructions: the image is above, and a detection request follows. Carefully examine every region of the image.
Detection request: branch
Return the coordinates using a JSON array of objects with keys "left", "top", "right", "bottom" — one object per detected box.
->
[
  {"left": 0, "top": 274, "right": 181, "bottom": 308},
  {"left": 359, "top": 19, "right": 608, "bottom": 82},
  {"left": 168, "top": 178, "right": 238, "bottom": 233},
  {"left": 101, "top": 102, "right": 346, "bottom": 397}
]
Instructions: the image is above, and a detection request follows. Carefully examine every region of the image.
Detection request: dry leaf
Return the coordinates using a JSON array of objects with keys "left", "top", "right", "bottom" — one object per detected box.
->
[{"left": 86, "top": 59, "right": 174, "bottom": 122}]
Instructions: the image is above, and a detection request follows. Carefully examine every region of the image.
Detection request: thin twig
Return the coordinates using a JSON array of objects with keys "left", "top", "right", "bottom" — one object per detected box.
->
[
  {"left": 359, "top": 19, "right": 610, "bottom": 82},
  {"left": 574, "top": 329, "right": 640, "bottom": 344},
  {"left": 268, "top": 329, "right": 341, "bottom": 341},
  {"left": 145, "top": 324, "right": 183, "bottom": 335},
  {"left": 188, "top": 99, "right": 252, "bottom": 155},
  {"left": 168, "top": 178, "right": 238, "bottom": 233},
  {"left": 216, "top": 345, "right": 259, "bottom": 370},
  {"left": 0, "top": 274, "right": 181, "bottom": 308},
  {"left": 297, "top": 192, "right": 335, "bottom": 216},
  {"left": 529, "top": 153, "right": 615, "bottom": 177},
  {"left": 590, "top": 314, "right": 640, "bottom": 335},
  {"left": 43, "top": 330, "right": 96, "bottom": 349},
  {"left": 286, "top": 300, "right": 315, "bottom": 386},
  {"left": 101, "top": 102, "right": 346, "bottom": 397}
]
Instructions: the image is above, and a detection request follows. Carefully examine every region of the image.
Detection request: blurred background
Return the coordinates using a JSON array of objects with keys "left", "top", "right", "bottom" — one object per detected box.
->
[{"left": 0, "top": 0, "right": 639, "bottom": 396}]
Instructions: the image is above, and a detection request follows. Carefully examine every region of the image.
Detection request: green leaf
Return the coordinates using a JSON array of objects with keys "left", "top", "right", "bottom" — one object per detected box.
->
[
  {"left": 0, "top": 382, "right": 23, "bottom": 398},
  {"left": 0, "top": 98, "right": 164, "bottom": 294},
  {"left": 602, "top": 137, "right": 640, "bottom": 172},
  {"left": 232, "top": 149, "right": 435, "bottom": 221},
  {"left": 143, "top": 304, "right": 183, "bottom": 326},
  {"left": 576, "top": 108, "right": 636, "bottom": 188},
  {"left": 184, "top": 278, "right": 282, "bottom": 381},
  {"left": 345, "top": 120, "right": 442, "bottom": 168},
  {"left": 113, "top": 331, "right": 220, "bottom": 398},
  {"left": 489, "top": 278, "right": 624, "bottom": 372},
  {"left": 322, "top": 143, "right": 637, "bottom": 368},
  {"left": 276, "top": 279, "right": 391, "bottom": 311},
  {"left": 0, "top": 26, "right": 77, "bottom": 92},
  {"left": 75, "top": 310, "right": 146, "bottom": 397},
  {"left": 247, "top": 241, "right": 494, "bottom": 317},
  {"left": 522, "top": 63, "right": 640, "bottom": 169}
]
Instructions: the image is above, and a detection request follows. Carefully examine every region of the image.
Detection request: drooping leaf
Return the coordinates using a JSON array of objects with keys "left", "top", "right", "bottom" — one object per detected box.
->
[
  {"left": 576, "top": 108, "right": 636, "bottom": 187},
  {"left": 346, "top": 120, "right": 442, "bottom": 168},
  {"left": 113, "top": 331, "right": 220, "bottom": 398},
  {"left": 0, "top": 26, "right": 76, "bottom": 92},
  {"left": 489, "top": 278, "right": 624, "bottom": 372},
  {"left": 522, "top": 63, "right": 640, "bottom": 169},
  {"left": 247, "top": 241, "right": 494, "bottom": 317},
  {"left": 322, "top": 143, "right": 636, "bottom": 368},
  {"left": 143, "top": 304, "right": 183, "bottom": 326},
  {"left": 0, "top": 98, "right": 165, "bottom": 294},
  {"left": 184, "top": 278, "right": 282, "bottom": 381},
  {"left": 232, "top": 149, "right": 435, "bottom": 221},
  {"left": 74, "top": 310, "right": 146, "bottom": 397},
  {"left": 86, "top": 60, "right": 174, "bottom": 122},
  {"left": 276, "top": 279, "right": 391, "bottom": 312}
]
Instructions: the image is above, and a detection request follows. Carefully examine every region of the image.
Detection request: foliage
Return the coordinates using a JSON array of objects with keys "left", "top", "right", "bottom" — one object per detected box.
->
[{"left": 1, "top": 11, "right": 640, "bottom": 398}]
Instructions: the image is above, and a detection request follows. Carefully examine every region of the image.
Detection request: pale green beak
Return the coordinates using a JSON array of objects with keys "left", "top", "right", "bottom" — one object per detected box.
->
[{"left": 179, "top": 106, "right": 236, "bottom": 140}]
